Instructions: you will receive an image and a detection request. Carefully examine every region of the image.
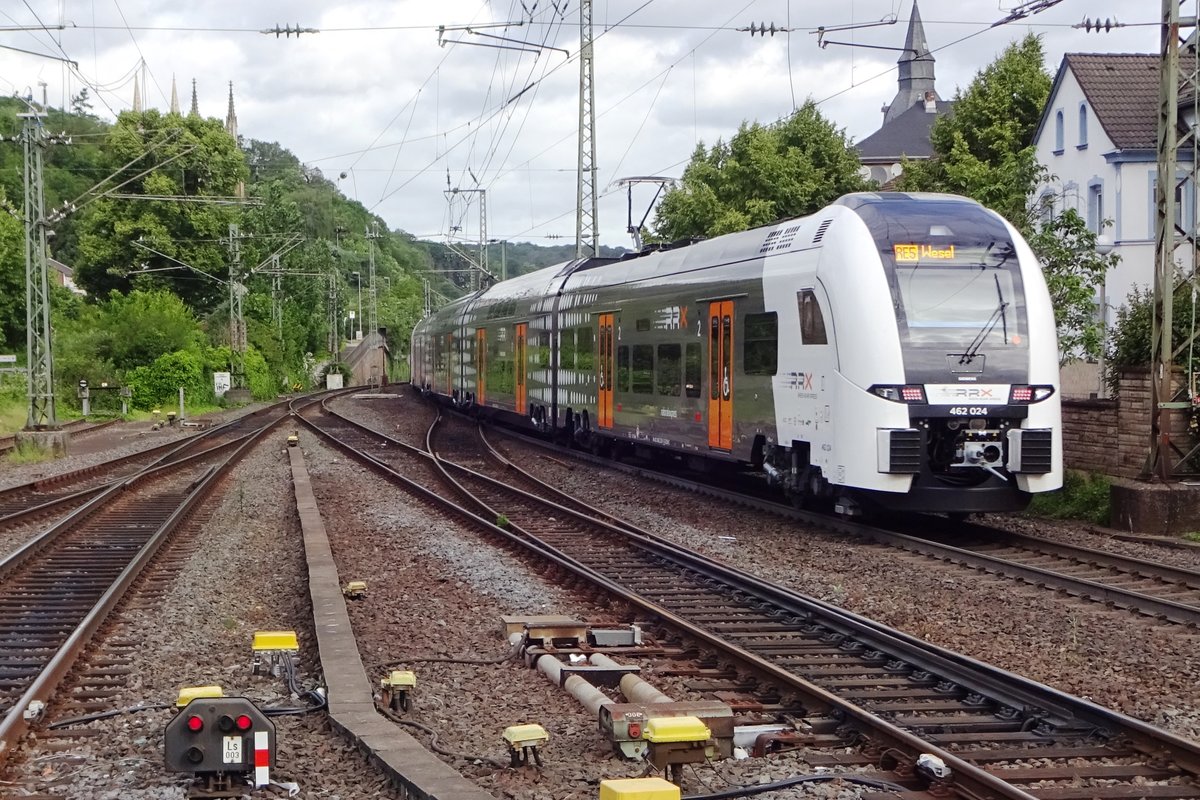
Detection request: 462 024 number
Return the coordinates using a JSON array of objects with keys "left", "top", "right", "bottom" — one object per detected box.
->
[{"left": 948, "top": 406, "right": 988, "bottom": 416}]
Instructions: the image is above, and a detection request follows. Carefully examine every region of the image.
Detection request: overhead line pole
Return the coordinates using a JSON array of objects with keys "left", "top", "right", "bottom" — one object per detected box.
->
[
  {"left": 16, "top": 110, "right": 61, "bottom": 429},
  {"left": 1146, "top": 0, "right": 1200, "bottom": 478},
  {"left": 576, "top": 0, "right": 599, "bottom": 258}
]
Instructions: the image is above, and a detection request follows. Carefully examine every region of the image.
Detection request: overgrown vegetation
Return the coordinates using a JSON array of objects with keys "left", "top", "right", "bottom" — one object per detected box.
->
[
  {"left": 1026, "top": 470, "right": 1111, "bottom": 525},
  {"left": 0, "top": 95, "right": 585, "bottom": 426}
]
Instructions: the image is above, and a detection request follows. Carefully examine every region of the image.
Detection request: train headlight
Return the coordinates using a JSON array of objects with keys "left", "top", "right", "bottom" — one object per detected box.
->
[
  {"left": 869, "top": 384, "right": 926, "bottom": 403},
  {"left": 1008, "top": 385, "right": 1055, "bottom": 404}
]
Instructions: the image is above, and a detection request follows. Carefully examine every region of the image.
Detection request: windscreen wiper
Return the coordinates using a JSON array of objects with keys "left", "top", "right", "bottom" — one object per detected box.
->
[{"left": 959, "top": 274, "right": 1009, "bottom": 364}]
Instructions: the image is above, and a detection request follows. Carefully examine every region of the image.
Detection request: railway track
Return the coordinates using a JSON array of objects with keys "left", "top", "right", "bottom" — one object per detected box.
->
[
  {"left": 0, "top": 406, "right": 285, "bottom": 532},
  {"left": 0, "top": 400, "right": 301, "bottom": 759},
  {"left": 461, "top": 400, "right": 1200, "bottom": 629},
  {"left": 306, "top": 399, "right": 1200, "bottom": 800}
]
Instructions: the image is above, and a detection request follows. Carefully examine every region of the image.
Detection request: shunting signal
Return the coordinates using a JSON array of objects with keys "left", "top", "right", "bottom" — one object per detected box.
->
[{"left": 164, "top": 696, "right": 276, "bottom": 795}]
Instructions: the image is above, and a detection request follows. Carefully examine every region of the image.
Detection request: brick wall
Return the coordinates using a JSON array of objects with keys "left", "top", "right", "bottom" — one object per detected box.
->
[{"left": 1062, "top": 367, "right": 1191, "bottom": 478}]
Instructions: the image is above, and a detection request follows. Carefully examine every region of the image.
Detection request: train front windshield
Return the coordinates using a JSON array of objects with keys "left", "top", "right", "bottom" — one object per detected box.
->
[
  {"left": 893, "top": 243, "right": 1023, "bottom": 347},
  {"left": 851, "top": 196, "right": 1030, "bottom": 382}
]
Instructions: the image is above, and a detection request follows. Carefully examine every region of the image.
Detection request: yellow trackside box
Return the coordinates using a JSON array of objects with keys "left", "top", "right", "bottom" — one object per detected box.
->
[
  {"left": 252, "top": 631, "right": 299, "bottom": 652},
  {"left": 599, "top": 777, "right": 681, "bottom": 800},
  {"left": 503, "top": 723, "right": 549, "bottom": 748},
  {"left": 175, "top": 685, "right": 223, "bottom": 708},
  {"left": 382, "top": 670, "right": 416, "bottom": 689},
  {"left": 642, "top": 716, "right": 710, "bottom": 743}
]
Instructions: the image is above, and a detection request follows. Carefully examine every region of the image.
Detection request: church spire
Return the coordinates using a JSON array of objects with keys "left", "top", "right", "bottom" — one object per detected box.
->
[
  {"left": 224, "top": 81, "right": 238, "bottom": 139},
  {"left": 882, "top": 0, "right": 938, "bottom": 124},
  {"left": 132, "top": 75, "right": 142, "bottom": 112},
  {"left": 189, "top": 79, "right": 200, "bottom": 117},
  {"left": 170, "top": 74, "right": 180, "bottom": 114}
]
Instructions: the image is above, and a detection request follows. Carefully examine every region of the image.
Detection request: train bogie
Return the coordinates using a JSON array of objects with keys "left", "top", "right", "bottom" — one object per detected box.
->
[{"left": 411, "top": 192, "right": 1063, "bottom": 516}]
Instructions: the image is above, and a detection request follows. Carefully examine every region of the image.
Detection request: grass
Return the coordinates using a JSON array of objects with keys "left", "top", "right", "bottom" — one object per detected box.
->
[
  {"left": 5, "top": 439, "right": 55, "bottom": 464},
  {"left": 1026, "top": 469, "right": 1111, "bottom": 526}
]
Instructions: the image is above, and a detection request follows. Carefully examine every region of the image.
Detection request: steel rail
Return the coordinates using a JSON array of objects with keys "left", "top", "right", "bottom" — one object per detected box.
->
[
  {"left": 302, "top": 406, "right": 1035, "bottom": 800},
  {"left": 454, "top": 426, "right": 1200, "bottom": 774},
  {"left": 468, "top": 404, "right": 1200, "bottom": 627},
  {"left": 0, "top": 409, "right": 292, "bottom": 760},
  {"left": 311, "top": 397, "right": 1200, "bottom": 796}
]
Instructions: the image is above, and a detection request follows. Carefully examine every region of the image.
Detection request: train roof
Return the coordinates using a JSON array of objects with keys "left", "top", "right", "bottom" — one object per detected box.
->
[{"left": 420, "top": 192, "right": 989, "bottom": 319}]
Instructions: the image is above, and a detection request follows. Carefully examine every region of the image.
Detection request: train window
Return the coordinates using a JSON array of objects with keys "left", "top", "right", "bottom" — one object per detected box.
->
[
  {"left": 798, "top": 290, "right": 828, "bottom": 345},
  {"left": 656, "top": 344, "right": 681, "bottom": 396},
  {"left": 636, "top": 318, "right": 651, "bottom": 332},
  {"left": 537, "top": 330, "right": 552, "bottom": 368},
  {"left": 631, "top": 345, "right": 654, "bottom": 394},
  {"left": 743, "top": 312, "right": 778, "bottom": 375},
  {"left": 560, "top": 329, "right": 577, "bottom": 370},
  {"left": 576, "top": 326, "right": 595, "bottom": 370},
  {"left": 685, "top": 342, "right": 701, "bottom": 398},
  {"left": 617, "top": 345, "right": 631, "bottom": 392}
]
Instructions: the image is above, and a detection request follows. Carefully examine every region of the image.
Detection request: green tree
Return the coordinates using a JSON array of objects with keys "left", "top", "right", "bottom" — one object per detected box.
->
[
  {"left": 1025, "top": 209, "right": 1118, "bottom": 364},
  {"left": 1106, "top": 286, "right": 1200, "bottom": 396},
  {"left": 0, "top": 188, "right": 23, "bottom": 349},
  {"left": 653, "top": 101, "right": 870, "bottom": 240},
  {"left": 897, "top": 34, "right": 1052, "bottom": 228},
  {"left": 72, "top": 109, "right": 248, "bottom": 307}
]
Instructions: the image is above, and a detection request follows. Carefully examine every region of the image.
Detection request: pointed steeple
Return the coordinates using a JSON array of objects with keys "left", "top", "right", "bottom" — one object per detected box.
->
[
  {"left": 189, "top": 79, "right": 200, "bottom": 117},
  {"left": 170, "top": 75, "right": 180, "bottom": 114},
  {"left": 224, "top": 81, "right": 238, "bottom": 139},
  {"left": 882, "top": 0, "right": 938, "bottom": 124},
  {"left": 132, "top": 75, "right": 142, "bottom": 112}
]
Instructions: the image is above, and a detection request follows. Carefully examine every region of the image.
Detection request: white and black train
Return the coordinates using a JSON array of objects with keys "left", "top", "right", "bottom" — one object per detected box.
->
[{"left": 412, "top": 192, "right": 1062, "bottom": 515}]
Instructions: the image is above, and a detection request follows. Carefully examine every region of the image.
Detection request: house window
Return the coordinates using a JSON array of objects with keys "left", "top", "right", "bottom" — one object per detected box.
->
[
  {"left": 1077, "top": 103, "right": 1088, "bottom": 149},
  {"left": 1087, "top": 179, "right": 1103, "bottom": 235},
  {"left": 1036, "top": 191, "right": 1055, "bottom": 228},
  {"left": 1054, "top": 109, "right": 1064, "bottom": 153}
]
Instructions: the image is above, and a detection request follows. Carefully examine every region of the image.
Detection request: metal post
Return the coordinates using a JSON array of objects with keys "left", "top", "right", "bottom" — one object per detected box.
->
[
  {"left": 1146, "top": 0, "right": 1200, "bottom": 478},
  {"left": 366, "top": 223, "right": 380, "bottom": 336},
  {"left": 178, "top": 386, "right": 185, "bottom": 421},
  {"left": 352, "top": 271, "right": 362, "bottom": 339},
  {"left": 226, "top": 224, "right": 246, "bottom": 389},
  {"left": 18, "top": 111, "right": 57, "bottom": 429},
  {"left": 576, "top": 0, "right": 599, "bottom": 258}
]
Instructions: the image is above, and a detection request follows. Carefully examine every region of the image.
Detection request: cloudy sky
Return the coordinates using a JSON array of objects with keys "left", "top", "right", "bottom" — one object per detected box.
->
[{"left": 1, "top": 0, "right": 1153, "bottom": 251}]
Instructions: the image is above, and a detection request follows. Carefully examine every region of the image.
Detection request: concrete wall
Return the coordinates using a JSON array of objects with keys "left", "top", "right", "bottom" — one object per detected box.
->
[{"left": 341, "top": 331, "right": 389, "bottom": 387}]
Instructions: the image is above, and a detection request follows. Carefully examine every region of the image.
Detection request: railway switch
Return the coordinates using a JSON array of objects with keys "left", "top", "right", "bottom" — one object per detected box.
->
[
  {"left": 164, "top": 696, "right": 276, "bottom": 797},
  {"left": 252, "top": 630, "right": 299, "bottom": 677},
  {"left": 599, "top": 777, "right": 681, "bottom": 800},
  {"left": 503, "top": 723, "right": 549, "bottom": 766},
  {"left": 642, "top": 716, "right": 712, "bottom": 786},
  {"left": 380, "top": 670, "right": 416, "bottom": 712},
  {"left": 343, "top": 580, "right": 367, "bottom": 599}
]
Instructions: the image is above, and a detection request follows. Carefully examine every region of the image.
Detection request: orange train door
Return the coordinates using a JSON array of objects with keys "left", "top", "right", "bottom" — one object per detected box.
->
[
  {"left": 475, "top": 328, "right": 487, "bottom": 405},
  {"left": 597, "top": 314, "right": 615, "bottom": 428},
  {"left": 707, "top": 301, "right": 734, "bottom": 450},
  {"left": 445, "top": 332, "right": 454, "bottom": 395},
  {"left": 514, "top": 323, "right": 528, "bottom": 415}
]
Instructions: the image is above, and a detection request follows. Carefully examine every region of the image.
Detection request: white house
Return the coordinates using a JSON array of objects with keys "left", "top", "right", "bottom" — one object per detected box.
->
[
  {"left": 1031, "top": 53, "right": 1186, "bottom": 395},
  {"left": 1033, "top": 54, "right": 1165, "bottom": 315}
]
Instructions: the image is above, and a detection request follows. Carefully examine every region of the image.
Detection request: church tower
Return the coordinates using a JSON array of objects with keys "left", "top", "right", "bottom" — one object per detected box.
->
[
  {"left": 225, "top": 81, "right": 238, "bottom": 139},
  {"left": 882, "top": 1, "right": 938, "bottom": 124},
  {"left": 132, "top": 75, "right": 142, "bottom": 112},
  {"left": 170, "top": 75, "right": 180, "bottom": 114},
  {"left": 189, "top": 79, "right": 200, "bottom": 117}
]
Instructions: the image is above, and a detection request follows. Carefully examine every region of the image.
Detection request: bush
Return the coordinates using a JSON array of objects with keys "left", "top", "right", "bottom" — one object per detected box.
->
[
  {"left": 126, "top": 349, "right": 208, "bottom": 410},
  {"left": 1026, "top": 470, "right": 1110, "bottom": 525}
]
